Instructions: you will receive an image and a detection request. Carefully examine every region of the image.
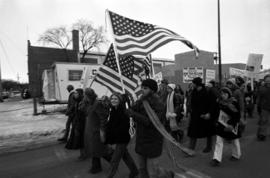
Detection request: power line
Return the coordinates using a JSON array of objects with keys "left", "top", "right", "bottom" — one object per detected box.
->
[{"left": 0, "top": 39, "right": 17, "bottom": 76}]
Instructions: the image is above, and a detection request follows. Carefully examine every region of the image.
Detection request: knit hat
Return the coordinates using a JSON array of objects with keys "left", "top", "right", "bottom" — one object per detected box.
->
[
  {"left": 220, "top": 87, "right": 232, "bottom": 98},
  {"left": 168, "top": 83, "right": 176, "bottom": 90},
  {"left": 209, "top": 80, "right": 216, "bottom": 86},
  {"left": 192, "top": 77, "right": 203, "bottom": 86},
  {"left": 226, "top": 78, "right": 236, "bottom": 85},
  {"left": 141, "top": 79, "right": 158, "bottom": 92}
]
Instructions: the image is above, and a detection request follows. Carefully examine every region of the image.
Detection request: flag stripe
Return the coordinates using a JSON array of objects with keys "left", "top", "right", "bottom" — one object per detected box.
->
[
  {"left": 108, "top": 10, "right": 199, "bottom": 57},
  {"left": 117, "top": 38, "right": 184, "bottom": 56},
  {"left": 114, "top": 27, "right": 180, "bottom": 42}
]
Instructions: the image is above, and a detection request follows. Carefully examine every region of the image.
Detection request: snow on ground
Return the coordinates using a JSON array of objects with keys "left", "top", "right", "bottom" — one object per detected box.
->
[{"left": 0, "top": 99, "right": 67, "bottom": 154}]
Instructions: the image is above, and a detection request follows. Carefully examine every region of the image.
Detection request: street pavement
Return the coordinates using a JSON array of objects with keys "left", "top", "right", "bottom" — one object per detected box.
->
[{"left": 1, "top": 97, "right": 270, "bottom": 178}]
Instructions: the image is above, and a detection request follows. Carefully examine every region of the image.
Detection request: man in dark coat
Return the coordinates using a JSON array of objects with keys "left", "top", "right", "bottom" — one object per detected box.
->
[
  {"left": 58, "top": 85, "right": 75, "bottom": 142},
  {"left": 127, "top": 79, "right": 165, "bottom": 178},
  {"left": 83, "top": 88, "right": 112, "bottom": 174},
  {"left": 187, "top": 77, "right": 213, "bottom": 152},
  {"left": 256, "top": 74, "right": 270, "bottom": 141}
]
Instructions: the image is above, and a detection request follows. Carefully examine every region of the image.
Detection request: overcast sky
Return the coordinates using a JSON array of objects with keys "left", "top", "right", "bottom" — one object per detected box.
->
[{"left": 0, "top": 0, "right": 270, "bottom": 82}]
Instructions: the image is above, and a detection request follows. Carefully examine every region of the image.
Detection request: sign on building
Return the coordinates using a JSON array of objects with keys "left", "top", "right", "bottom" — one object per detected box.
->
[
  {"left": 229, "top": 67, "right": 246, "bottom": 78},
  {"left": 183, "top": 67, "right": 204, "bottom": 83},
  {"left": 205, "top": 69, "right": 216, "bottom": 83}
]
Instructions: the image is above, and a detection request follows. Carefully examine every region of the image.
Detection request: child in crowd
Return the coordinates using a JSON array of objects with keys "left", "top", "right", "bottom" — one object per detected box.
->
[{"left": 211, "top": 87, "right": 241, "bottom": 166}]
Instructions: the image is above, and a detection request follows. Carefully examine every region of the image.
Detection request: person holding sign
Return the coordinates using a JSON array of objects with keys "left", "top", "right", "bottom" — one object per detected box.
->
[{"left": 211, "top": 87, "right": 241, "bottom": 166}]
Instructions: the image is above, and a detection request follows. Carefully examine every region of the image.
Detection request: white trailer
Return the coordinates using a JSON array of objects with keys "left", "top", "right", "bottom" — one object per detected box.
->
[{"left": 42, "top": 62, "right": 110, "bottom": 103}]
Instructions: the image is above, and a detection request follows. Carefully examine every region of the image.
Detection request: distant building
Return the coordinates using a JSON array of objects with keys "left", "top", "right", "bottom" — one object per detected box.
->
[
  {"left": 28, "top": 30, "right": 173, "bottom": 97},
  {"left": 161, "top": 50, "right": 246, "bottom": 91}
]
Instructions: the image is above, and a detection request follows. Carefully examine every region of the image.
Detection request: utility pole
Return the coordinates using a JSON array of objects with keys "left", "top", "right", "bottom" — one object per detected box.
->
[
  {"left": 218, "top": 0, "right": 222, "bottom": 87},
  {"left": 0, "top": 56, "right": 3, "bottom": 102}
]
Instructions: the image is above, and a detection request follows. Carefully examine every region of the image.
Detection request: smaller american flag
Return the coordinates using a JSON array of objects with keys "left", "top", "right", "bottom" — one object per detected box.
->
[{"left": 94, "top": 44, "right": 140, "bottom": 99}]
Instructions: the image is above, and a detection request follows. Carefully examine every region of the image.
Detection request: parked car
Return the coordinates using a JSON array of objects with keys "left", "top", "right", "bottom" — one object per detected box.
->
[{"left": 1, "top": 91, "right": 9, "bottom": 99}]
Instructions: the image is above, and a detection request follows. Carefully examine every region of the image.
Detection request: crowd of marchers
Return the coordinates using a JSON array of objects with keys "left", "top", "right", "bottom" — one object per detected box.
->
[{"left": 56, "top": 74, "right": 270, "bottom": 178}]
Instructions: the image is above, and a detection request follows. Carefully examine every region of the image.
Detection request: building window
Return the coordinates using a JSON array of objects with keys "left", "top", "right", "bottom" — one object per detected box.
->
[{"left": 68, "top": 70, "right": 83, "bottom": 81}]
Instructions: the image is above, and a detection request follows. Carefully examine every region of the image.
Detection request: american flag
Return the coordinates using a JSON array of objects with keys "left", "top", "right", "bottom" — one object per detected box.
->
[
  {"left": 94, "top": 44, "right": 148, "bottom": 99},
  {"left": 108, "top": 10, "right": 199, "bottom": 58}
]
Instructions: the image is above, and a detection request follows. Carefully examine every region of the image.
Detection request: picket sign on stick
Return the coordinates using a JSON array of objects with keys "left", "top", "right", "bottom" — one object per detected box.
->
[{"left": 105, "top": 9, "right": 136, "bottom": 138}]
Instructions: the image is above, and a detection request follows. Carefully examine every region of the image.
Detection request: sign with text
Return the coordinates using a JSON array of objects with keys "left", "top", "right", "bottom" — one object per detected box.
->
[
  {"left": 183, "top": 67, "right": 204, "bottom": 83},
  {"left": 246, "top": 53, "right": 263, "bottom": 78},
  {"left": 229, "top": 67, "right": 246, "bottom": 78},
  {"left": 205, "top": 69, "right": 216, "bottom": 83}
]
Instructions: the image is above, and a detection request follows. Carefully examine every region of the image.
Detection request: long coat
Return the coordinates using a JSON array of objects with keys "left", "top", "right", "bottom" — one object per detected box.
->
[
  {"left": 104, "top": 106, "right": 130, "bottom": 145},
  {"left": 65, "top": 101, "right": 86, "bottom": 149},
  {"left": 84, "top": 99, "right": 110, "bottom": 157},
  {"left": 187, "top": 86, "right": 213, "bottom": 138},
  {"left": 215, "top": 98, "right": 241, "bottom": 140},
  {"left": 131, "top": 94, "right": 165, "bottom": 158}
]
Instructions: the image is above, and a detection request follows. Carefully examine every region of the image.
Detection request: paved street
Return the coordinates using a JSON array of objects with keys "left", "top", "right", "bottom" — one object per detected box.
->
[
  {"left": 0, "top": 115, "right": 270, "bottom": 178},
  {"left": 1, "top": 98, "right": 270, "bottom": 178}
]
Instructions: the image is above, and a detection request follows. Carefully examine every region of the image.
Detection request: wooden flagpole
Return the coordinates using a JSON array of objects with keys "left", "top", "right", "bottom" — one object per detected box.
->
[
  {"left": 105, "top": 9, "right": 135, "bottom": 137},
  {"left": 105, "top": 10, "right": 125, "bottom": 93}
]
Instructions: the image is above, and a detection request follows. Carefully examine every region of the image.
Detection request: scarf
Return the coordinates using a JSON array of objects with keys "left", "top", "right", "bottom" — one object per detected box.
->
[
  {"left": 166, "top": 91, "right": 175, "bottom": 119},
  {"left": 143, "top": 100, "right": 194, "bottom": 156}
]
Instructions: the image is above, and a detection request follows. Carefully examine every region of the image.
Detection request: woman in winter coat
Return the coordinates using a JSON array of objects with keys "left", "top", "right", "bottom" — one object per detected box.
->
[
  {"left": 65, "top": 88, "right": 86, "bottom": 159},
  {"left": 127, "top": 79, "right": 165, "bottom": 178},
  {"left": 83, "top": 88, "right": 112, "bottom": 174},
  {"left": 100, "top": 92, "right": 138, "bottom": 178},
  {"left": 211, "top": 87, "right": 241, "bottom": 166}
]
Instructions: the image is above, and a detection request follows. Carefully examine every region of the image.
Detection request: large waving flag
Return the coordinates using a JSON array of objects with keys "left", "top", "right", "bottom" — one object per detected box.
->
[
  {"left": 107, "top": 10, "right": 199, "bottom": 57},
  {"left": 94, "top": 44, "right": 148, "bottom": 99}
]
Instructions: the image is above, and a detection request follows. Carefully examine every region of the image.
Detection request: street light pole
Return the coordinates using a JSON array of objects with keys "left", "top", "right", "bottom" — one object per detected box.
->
[
  {"left": 218, "top": 0, "right": 222, "bottom": 87},
  {"left": 0, "top": 56, "right": 3, "bottom": 102}
]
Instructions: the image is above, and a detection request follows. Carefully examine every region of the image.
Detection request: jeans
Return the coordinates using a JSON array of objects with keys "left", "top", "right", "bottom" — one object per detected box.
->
[
  {"left": 213, "top": 136, "right": 241, "bottom": 162},
  {"left": 107, "top": 144, "right": 138, "bottom": 178}
]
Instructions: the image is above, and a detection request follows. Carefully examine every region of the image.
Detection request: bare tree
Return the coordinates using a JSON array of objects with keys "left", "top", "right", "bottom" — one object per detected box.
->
[
  {"left": 72, "top": 19, "right": 108, "bottom": 60},
  {"left": 38, "top": 26, "right": 71, "bottom": 49}
]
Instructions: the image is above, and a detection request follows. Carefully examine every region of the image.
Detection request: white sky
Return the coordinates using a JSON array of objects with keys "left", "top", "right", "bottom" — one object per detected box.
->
[{"left": 0, "top": 0, "right": 270, "bottom": 83}]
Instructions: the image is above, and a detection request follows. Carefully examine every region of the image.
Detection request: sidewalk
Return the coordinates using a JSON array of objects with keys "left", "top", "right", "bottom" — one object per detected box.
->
[{"left": 0, "top": 99, "right": 67, "bottom": 154}]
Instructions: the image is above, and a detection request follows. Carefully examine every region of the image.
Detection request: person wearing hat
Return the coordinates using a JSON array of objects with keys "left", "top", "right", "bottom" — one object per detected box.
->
[
  {"left": 83, "top": 88, "right": 112, "bottom": 174},
  {"left": 58, "top": 85, "right": 75, "bottom": 142},
  {"left": 187, "top": 77, "right": 214, "bottom": 153},
  {"left": 211, "top": 87, "right": 241, "bottom": 166},
  {"left": 256, "top": 74, "right": 270, "bottom": 141},
  {"left": 126, "top": 79, "right": 165, "bottom": 177},
  {"left": 226, "top": 78, "right": 245, "bottom": 135},
  {"left": 166, "top": 83, "right": 184, "bottom": 143}
]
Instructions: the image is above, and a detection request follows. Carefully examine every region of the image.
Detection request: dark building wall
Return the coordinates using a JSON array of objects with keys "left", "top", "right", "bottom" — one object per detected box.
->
[{"left": 28, "top": 41, "right": 77, "bottom": 97}]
